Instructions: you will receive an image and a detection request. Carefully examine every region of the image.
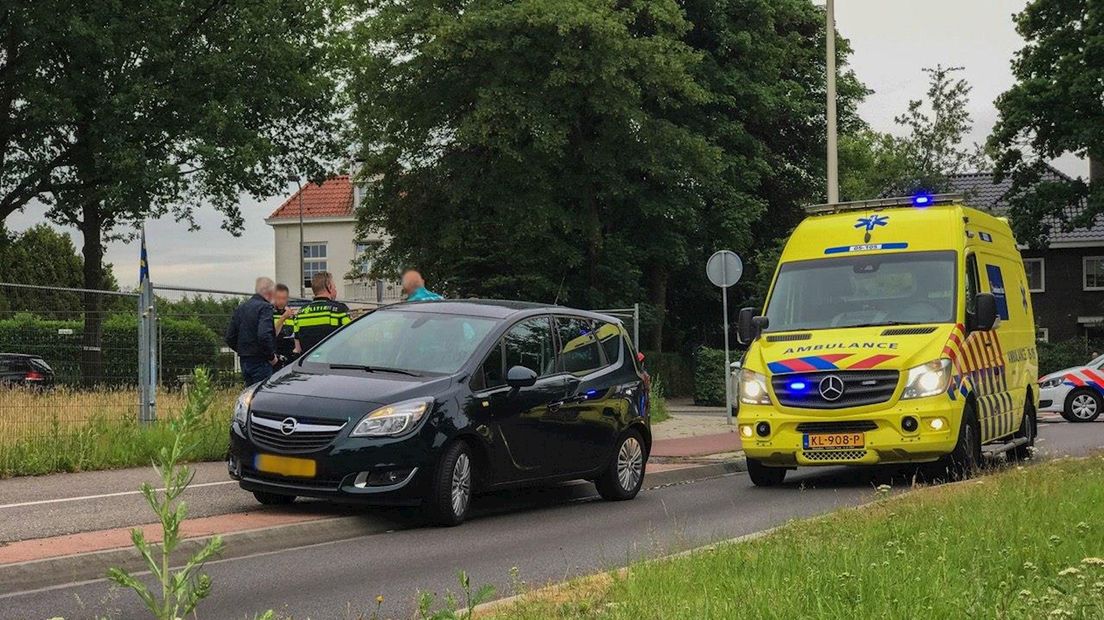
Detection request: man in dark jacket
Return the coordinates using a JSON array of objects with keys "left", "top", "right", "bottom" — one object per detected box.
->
[{"left": 226, "top": 277, "right": 279, "bottom": 385}]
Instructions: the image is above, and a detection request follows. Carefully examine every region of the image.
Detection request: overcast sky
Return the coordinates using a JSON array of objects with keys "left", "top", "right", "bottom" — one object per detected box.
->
[{"left": 7, "top": 0, "right": 1084, "bottom": 293}]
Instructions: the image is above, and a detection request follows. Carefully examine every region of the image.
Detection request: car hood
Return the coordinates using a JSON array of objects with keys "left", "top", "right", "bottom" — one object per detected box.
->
[
  {"left": 250, "top": 369, "right": 453, "bottom": 423},
  {"left": 747, "top": 324, "right": 955, "bottom": 375},
  {"left": 1039, "top": 366, "right": 1087, "bottom": 383}
]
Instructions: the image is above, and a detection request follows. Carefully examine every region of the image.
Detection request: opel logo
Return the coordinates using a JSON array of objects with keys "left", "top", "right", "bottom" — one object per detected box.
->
[
  {"left": 818, "top": 375, "right": 845, "bottom": 401},
  {"left": 280, "top": 417, "right": 298, "bottom": 435}
]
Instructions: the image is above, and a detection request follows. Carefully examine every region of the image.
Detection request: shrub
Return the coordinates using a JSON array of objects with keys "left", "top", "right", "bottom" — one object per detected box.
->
[
  {"left": 640, "top": 351, "right": 693, "bottom": 397},
  {"left": 1037, "top": 339, "right": 1098, "bottom": 376},
  {"left": 694, "top": 347, "right": 740, "bottom": 406}
]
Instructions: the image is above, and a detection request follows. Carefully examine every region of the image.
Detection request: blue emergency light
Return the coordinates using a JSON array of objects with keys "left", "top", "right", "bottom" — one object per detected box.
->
[{"left": 912, "top": 193, "right": 933, "bottom": 207}]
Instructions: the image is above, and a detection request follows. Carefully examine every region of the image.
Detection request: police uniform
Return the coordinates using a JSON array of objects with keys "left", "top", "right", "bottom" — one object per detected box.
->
[
  {"left": 273, "top": 307, "right": 297, "bottom": 358},
  {"left": 293, "top": 297, "right": 352, "bottom": 351}
]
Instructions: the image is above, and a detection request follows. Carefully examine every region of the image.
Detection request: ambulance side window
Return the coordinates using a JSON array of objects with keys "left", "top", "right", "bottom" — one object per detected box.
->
[{"left": 965, "top": 254, "right": 980, "bottom": 329}]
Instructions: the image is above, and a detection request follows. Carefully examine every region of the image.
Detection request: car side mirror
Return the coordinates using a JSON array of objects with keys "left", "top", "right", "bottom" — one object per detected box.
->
[
  {"left": 506, "top": 365, "right": 538, "bottom": 389},
  {"left": 974, "top": 293, "right": 998, "bottom": 331},
  {"left": 737, "top": 308, "right": 769, "bottom": 345}
]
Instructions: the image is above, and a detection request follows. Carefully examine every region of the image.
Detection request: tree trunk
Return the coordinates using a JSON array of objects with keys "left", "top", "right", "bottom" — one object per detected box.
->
[
  {"left": 647, "top": 265, "right": 668, "bottom": 352},
  {"left": 79, "top": 202, "right": 105, "bottom": 387},
  {"left": 1090, "top": 157, "right": 1103, "bottom": 185}
]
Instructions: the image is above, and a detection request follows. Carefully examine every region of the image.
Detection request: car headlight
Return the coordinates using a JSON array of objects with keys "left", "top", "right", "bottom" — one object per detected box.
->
[
  {"left": 739, "top": 369, "right": 771, "bottom": 405},
  {"left": 901, "top": 359, "right": 952, "bottom": 400},
  {"left": 1039, "top": 376, "right": 1064, "bottom": 389},
  {"left": 233, "top": 384, "right": 258, "bottom": 428},
  {"left": 350, "top": 397, "right": 434, "bottom": 437}
]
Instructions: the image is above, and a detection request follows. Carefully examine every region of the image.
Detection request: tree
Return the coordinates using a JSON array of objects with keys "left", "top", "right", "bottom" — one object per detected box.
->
[
  {"left": 841, "top": 65, "right": 986, "bottom": 201},
  {"left": 989, "top": 0, "right": 1104, "bottom": 248},
  {"left": 1, "top": 1, "right": 349, "bottom": 383}
]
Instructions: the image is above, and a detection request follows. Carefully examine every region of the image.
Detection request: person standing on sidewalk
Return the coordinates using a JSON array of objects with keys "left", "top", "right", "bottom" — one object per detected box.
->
[
  {"left": 401, "top": 269, "right": 444, "bottom": 302},
  {"left": 226, "top": 277, "right": 279, "bottom": 385},
  {"left": 272, "top": 283, "right": 298, "bottom": 367},
  {"left": 293, "top": 271, "right": 352, "bottom": 353}
]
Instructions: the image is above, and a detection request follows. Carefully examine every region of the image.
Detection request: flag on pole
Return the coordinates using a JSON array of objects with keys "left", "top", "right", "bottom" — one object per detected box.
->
[{"left": 139, "top": 227, "right": 150, "bottom": 285}]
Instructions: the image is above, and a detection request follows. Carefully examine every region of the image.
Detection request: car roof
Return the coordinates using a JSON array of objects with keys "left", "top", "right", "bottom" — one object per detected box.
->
[
  {"left": 0, "top": 353, "right": 40, "bottom": 359},
  {"left": 379, "top": 299, "right": 620, "bottom": 323}
]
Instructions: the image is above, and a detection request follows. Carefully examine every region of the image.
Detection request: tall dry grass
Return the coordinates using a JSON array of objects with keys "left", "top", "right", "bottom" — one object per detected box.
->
[{"left": 0, "top": 386, "right": 238, "bottom": 478}]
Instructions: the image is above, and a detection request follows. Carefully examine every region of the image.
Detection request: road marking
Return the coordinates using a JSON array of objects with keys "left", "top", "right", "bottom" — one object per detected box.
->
[{"left": 0, "top": 481, "right": 237, "bottom": 510}]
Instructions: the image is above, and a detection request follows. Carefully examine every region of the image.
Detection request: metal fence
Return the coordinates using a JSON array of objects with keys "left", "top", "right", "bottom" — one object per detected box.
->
[{"left": 0, "top": 281, "right": 638, "bottom": 440}]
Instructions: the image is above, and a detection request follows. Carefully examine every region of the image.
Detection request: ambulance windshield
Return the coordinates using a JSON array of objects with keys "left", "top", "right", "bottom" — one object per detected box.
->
[{"left": 764, "top": 251, "right": 956, "bottom": 332}]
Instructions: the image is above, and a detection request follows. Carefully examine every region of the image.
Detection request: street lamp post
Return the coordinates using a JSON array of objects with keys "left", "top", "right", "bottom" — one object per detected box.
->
[
  {"left": 288, "top": 175, "right": 305, "bottom": 298},
  {"left": 826, "top": 0, "right": 839, "bottom": 204}
]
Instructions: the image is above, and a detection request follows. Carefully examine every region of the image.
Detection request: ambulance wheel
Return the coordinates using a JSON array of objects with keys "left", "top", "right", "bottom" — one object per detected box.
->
[
  {"left": 747, "top": 458, "right": 786, "bottom": 487},
  {"left": 1011, "top": 399, "right": 1037, "bottom": 461},
  {"left": 253, "top": 491, "right": 295, "bottom": 505},
  {"left": 1063, "top": 388, "right": 1102, "bottom": 423},
  {"left": 945, "top": 406, "right": 982, "bottom": 479}
]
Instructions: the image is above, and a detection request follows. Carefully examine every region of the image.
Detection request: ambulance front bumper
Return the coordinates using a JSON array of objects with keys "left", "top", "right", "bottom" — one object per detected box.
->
[{"left": 737, "top": 397, "right": 960, "bottom": 467}]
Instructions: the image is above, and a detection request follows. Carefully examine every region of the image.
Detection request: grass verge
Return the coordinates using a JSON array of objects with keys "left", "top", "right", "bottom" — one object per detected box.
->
[
  {"left": 649, "top": 375, "right": 670, "bottom": 425},
  {"left": 0, "top": 388, "right": 236, "bottom": 477},
  {"left": 490, "top": 456, "right": 1104, "bottom": 619}
]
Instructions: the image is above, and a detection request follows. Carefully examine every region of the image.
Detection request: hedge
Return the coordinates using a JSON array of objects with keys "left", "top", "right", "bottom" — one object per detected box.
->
[
  {"left": 640, "top": 351, "right": 693, "bottom": 397},
  {"left": 694, "top": 346, "right": 742, "bottom": 406},
  {"left": 1037, "top": 339, "right": 1103, "bottom": 377},
  {"left": 0, "top": 313, "right": 222, "bottom": 386}
]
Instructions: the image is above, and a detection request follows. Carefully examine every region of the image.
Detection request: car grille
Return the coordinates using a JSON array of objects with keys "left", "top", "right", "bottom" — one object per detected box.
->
[
  {"left": 803, "top": 450, "right": 868, "bottom": 461},
  {"left": 249, "top": 411, "right": 346, "bottom": 454},
  {"left": 772, "top": 370, "right": 899, "bottom": 410},
  {"left": 796, "top": 421, "right": 878, "bottom": 433}
]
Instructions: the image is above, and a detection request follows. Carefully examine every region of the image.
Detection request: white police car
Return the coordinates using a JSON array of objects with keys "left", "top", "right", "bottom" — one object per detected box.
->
[{"left": 1038, "top": 353, "right": 1104, "bottom": 423}]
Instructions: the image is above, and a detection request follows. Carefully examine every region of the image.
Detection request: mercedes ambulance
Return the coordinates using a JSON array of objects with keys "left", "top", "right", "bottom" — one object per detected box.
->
[{"left": 735, "top": 194, "right": 1039, "bottom": 486}]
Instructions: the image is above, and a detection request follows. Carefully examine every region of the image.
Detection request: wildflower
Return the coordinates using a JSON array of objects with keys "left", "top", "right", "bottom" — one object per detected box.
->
[
  {"left": 1017, "top": 589, "right": 1032, "bottom": 599},
  {"left": 1077, "top": 522, "right": 1091, "bottom": 535},
  {"left": 1024, "top": 561, "right": 1038, "bottom": 572},
  {"left": 1081, "top": 557, "right": 1104, "bottom": 566},
  {"left": 376, "top": 595, "right": 384, "bottom": 605},
  {"left": 1049, "top": 535, "right": 1062, "bottom": 546},
  {"left": 1058, "top": 567, "right": 1081, "bottom": 577}
]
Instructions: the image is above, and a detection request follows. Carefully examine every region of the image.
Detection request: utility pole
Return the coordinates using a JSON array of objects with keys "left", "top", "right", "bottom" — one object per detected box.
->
[
  {"left": 826, "top": 0, "right": 839, "bottom": 204},
  {"left": 288, "top": 175, "right": 305, "bottom": 298}
]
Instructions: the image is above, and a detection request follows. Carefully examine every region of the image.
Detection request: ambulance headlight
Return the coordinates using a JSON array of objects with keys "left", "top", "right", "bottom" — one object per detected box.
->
[
  {"left": 739, "top": 369, "right": 771, "bottom": 405},
  {"left": 902, "top": 359, "right": 952, "bottom": 400},
  {"left": 1039, "top": 376, "right": 1063, "bottom": 389}
]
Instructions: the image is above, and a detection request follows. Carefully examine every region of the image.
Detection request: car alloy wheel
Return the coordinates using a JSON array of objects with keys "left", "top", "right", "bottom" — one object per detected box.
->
[
  {"left": 1070, "top": 393, "right": 1098, "bottom": 420},
  {"left": 450, "top": 452, "right": 472, "bottom": 517},
  {"left": 617, "top": 436, "right": 644, "bottom": 492}
]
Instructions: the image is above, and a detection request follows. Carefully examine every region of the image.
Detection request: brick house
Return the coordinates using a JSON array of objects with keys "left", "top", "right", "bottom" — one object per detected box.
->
[{"left": 948, "top": 169, "right": 1104, "bottom": 343}]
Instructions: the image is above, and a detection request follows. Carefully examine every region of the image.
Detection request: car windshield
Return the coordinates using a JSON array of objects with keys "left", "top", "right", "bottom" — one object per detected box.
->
[
  {"left": 764, "top": 251, "right": 957, "bottom": 332},
  {"left": 302, "top": 310, "right": 498, "bottom": 375}
]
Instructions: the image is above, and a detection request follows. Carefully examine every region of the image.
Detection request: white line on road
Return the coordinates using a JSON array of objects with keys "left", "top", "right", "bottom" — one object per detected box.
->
[{"left": 0, "top": 481, "right": 237, "bottom": 510}]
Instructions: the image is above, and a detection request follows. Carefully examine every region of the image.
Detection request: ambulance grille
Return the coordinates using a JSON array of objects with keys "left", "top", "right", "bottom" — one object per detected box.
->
[
  {"left": 803, "top": 450, "right": 867, "bottom": 462},
  {"left": 766, "top": 333, "right": 812, "bottom": 343},
  {"left": 772, "top": 370, "right": 899, "bottom": 409},
  {"left": 796, "top": 421, "right": 878, "bottom": 433},
  {"left": 881, "top": 326, "right": 938, "bottom": 336}
]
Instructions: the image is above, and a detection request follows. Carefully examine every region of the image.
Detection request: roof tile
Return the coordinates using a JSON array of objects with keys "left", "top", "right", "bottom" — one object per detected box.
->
[{"left": 268, "top": 176, "right": 354, "bottom": 220}]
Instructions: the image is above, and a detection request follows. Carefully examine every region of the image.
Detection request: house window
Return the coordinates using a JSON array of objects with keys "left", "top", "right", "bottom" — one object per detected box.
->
[
  {"left": 1085, "top": 257, "right": 1104, "bottom": 291},
  {"left": 354, "top": 240, "right": 382, "bottom": 276},
  {"left": 302, "top": 243, "right": 327, "bottom": 289},
  {"left": 1023, "top": 258, "right": 1045, "bottom": 293},
  {"left": 1036, "top": 327, "right": 1049, "bottom": 343}
]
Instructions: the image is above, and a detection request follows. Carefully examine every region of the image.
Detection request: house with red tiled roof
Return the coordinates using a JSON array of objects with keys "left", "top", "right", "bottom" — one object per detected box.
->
[{"left": 265, "top": 176, "right": 401, "bottom": 302}]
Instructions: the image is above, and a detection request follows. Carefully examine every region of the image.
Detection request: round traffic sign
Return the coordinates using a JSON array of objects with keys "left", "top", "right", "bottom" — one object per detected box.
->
[{"left": 706, "top": 250, "right": 743, "bottom": 288}]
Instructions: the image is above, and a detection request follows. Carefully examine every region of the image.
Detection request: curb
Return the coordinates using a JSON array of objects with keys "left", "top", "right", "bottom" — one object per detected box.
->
[{"left": 0, "top": 459, "right": 744, "bottom": 597}]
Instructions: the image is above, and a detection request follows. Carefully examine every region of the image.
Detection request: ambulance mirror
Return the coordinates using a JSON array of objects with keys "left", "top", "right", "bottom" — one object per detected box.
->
[
  {"left": 974, "top": 293, "right": 998, "bottom": 331},
  {"left": 737, "top": 308, "right": 759, "bottom": 344}
]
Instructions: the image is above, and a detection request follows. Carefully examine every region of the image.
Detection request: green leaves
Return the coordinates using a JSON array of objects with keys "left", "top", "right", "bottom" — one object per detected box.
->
[{"left": 106, "top": 367, "right": 224, "bottom": 620}]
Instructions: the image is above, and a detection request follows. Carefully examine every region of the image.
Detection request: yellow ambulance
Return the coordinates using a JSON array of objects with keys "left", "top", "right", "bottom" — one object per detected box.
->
[{"left": 735, "top": 194, "right": 1038, "bottom": 486}]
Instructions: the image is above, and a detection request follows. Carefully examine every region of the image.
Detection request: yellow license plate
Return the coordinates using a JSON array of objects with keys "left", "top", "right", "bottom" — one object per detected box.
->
[
  {"left": 254, "top": 453, "right": 316, "bottom": 478},
  {"left": 803, "top": 432, "right": 865, "bottom": 450}
]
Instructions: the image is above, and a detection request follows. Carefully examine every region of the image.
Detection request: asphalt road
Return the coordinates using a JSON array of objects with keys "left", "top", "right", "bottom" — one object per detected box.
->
[{"left": 4, "top": 420, "right": 1103, "bottom": 619}]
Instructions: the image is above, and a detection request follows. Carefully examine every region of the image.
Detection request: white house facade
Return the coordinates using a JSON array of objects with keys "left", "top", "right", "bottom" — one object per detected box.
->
[{"left": 266, "top": 175, "right": 402, "bottom": 303}]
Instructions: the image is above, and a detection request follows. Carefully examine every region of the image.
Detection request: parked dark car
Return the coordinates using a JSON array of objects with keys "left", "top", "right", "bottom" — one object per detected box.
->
[
  {"left": 228, "top": 300, "right": 652, "bottom": 525},
  {"left": 0, "top": 354, "right": 55, "bottom": 389}
]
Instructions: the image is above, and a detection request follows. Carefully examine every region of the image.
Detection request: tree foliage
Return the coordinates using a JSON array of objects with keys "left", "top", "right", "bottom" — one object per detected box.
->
[
  {"left": 0, "top": 1, "right": 349, "bottom": 381},
  {"left": 840, "top": 65, "right": 986, "bottom": 201},
  {"left": 989, "top": 0, "right": 1104, "bottom": 248},
  {"left": 352, "top": 0, "right": 866, "bottom": 350}
]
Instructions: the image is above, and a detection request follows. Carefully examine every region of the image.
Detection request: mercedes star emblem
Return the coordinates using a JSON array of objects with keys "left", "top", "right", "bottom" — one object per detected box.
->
[
  {"left": 280, "top": 417, "right": 298, "bottom": 435},
  {"left": 818, "top": 375, "right": 845, "bottom": 401}
]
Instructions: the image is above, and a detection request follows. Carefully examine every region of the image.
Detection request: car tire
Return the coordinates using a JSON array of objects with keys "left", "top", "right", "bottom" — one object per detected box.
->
[
  {"left": 426, "top": 440, "right": 474, "bottom": 527},
  {"left": 595, "top": 429, "right": 647, "bottom": 501},
  {"left": 944, "top": 405, "right": 982, "bottom": 479},
  {"left": 253, "top": 491, "right": 295, "bottom": 506},
  {"left": 1063, "top": 388, "right": 1102, "bottom": 423},
  {"left": 1011, "top": 398, "right": 1037, "bottom": 461},
  {"left": 746, "top": 457, "right": 786, "bottom": 487}
]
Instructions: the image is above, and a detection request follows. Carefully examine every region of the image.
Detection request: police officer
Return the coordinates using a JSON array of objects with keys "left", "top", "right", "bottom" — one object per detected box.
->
[
  {"left": 272, "top": 283, "right": 297, "bottom": 366},
  {"left": 225, "top": 277, "right": 279, "bottom": 385},
  {"left": 294, "top": 271, "right": 351, "bottom": 352}
]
